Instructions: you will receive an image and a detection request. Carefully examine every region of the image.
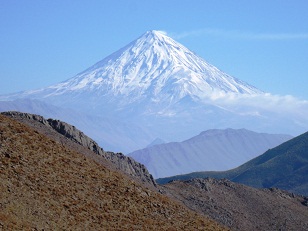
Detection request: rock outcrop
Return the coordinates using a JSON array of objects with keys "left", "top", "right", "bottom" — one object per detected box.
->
[
  {"left": 47, "top": 118, "right": 103, "bottom": 155},
  {"left": 1, "top": 111, "right": 156, "bottom": 187}
]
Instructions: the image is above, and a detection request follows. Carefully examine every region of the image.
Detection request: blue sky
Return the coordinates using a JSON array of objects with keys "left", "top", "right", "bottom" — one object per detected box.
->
[{"left": 0, "top": 0, "right": 307, "bottom": 99}]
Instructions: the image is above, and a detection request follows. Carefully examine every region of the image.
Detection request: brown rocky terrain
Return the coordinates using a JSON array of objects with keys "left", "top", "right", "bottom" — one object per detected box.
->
[
  {"left": 3, "top": 111, "right": 308, "bottom": 231},
  {"left": 0, "top": 114, "right": 226, "bottom": 230},
  {"left": 162, "top": 178, "right": 308, "bottom": 231},
  {"left": 2, "top": 111, "right": 156, "bottom": 188}
]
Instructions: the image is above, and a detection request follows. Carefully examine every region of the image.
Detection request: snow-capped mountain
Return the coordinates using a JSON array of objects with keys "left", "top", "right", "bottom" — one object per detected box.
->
[
  {"left": 2, "top": 30, "right": 262, "bottom": 114},
  {"left": 1, "top": 30, "right": 307, "bottom": 153},
  {"left": 128, "top": 128, "right": 293, "bottom": 178},
  {"left": 55, "top": 30, "right": 261, "bottom": 97}
]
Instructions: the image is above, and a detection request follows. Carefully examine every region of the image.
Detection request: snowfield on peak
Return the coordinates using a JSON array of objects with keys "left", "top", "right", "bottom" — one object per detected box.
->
[
  {"left": 3, "top": 30, "right": 262, "bottom": 108},
  {"left": 51, "top": 30, "right": 262, "bottom": 98}
]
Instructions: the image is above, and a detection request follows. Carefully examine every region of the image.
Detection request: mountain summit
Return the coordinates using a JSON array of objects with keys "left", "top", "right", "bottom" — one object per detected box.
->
[
  {"left": 66, "top": 29, "right": 261, "bottom": 97},
  {"left": 6, "top": 30, "right": 262, "bottom": 114}
]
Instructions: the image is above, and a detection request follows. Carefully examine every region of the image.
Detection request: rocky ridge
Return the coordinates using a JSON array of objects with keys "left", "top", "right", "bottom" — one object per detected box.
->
[{"left": 1, "top": 111, "right": 156, "bottom": 187}]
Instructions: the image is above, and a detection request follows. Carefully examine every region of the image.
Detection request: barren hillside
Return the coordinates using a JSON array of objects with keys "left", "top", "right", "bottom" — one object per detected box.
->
[
  {"left": 163, "top": 178, "right": 308, "bottom": 230},
  {"left": 0, "top": 114, "right": 225, "bottom": 230}
]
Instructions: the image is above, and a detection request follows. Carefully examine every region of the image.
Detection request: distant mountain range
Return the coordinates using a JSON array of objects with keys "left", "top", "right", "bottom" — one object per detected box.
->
[
  {"left": 129, "top": 128, "right": 292, "bottom": 178},
  {"left": 157, "top": 131, "right": 308, "bottom": 196},
  {"left": 1, "top": 30, "right": 307, "bottom": 153}
]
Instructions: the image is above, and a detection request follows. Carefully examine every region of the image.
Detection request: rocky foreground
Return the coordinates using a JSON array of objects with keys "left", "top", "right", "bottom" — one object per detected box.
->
[
  {"left": 0, "top": 113, "right": 225, "bottom": 230},
  {"left": 2, "top": 111, "right": 308, "bottom": 230},
  {"left": 163, "top": 178, "right": 308, "bottom": 230}
]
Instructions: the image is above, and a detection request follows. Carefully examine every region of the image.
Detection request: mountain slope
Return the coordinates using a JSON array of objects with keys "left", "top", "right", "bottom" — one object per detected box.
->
[
  {"left": 163, "top": 178, "right": 308, "bottom": 230},
  {"left": 0, "top": 114, "right": 225, "bottom": 230},
  {"left": 157, "top": 131, "right": 308, "bottom": 196},
  {"left": 2, "top": 111, "right": 156, "bottom": 187},
  {"left": 129, "top": 128, "right": 292, "bottom": 178}
]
